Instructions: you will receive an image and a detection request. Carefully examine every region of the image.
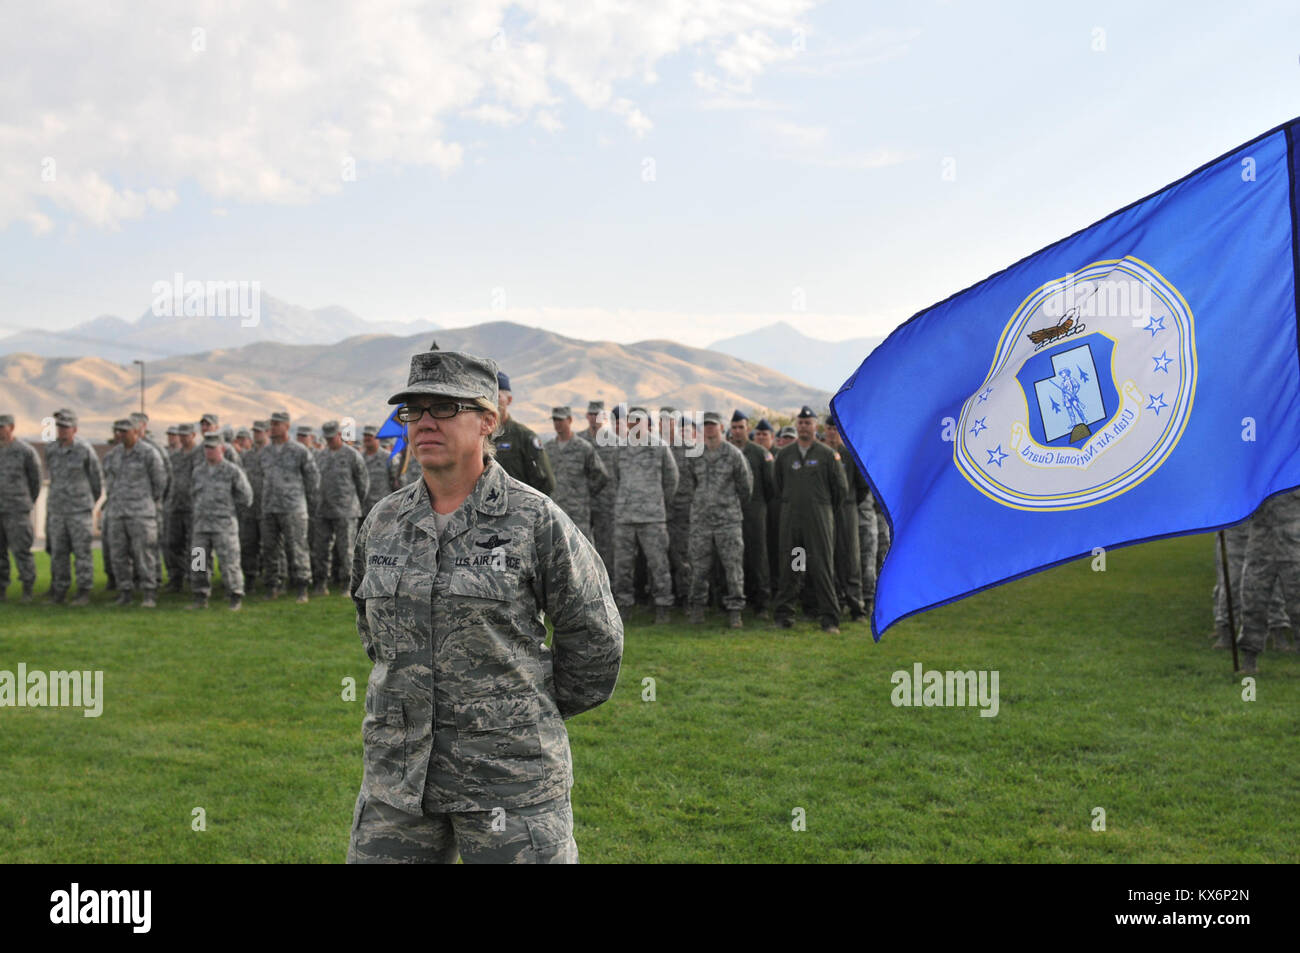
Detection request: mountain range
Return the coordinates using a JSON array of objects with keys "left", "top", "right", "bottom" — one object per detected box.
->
[{"left": 708, "top": 320, "right": 883, "bottom": 393}]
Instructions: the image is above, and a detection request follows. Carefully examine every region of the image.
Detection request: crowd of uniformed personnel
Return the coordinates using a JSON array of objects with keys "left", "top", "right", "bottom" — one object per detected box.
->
[{"left": 0, "top": 366, "right": 891, "bottom": 632}]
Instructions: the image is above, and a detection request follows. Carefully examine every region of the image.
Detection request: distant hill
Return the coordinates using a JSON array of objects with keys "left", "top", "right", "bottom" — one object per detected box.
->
[
  {"left": 0, "top": 293, "right": 440, "bottom": 362},
  {"left": 0, "top": 322, "right": 832, "bottom": 438},
  {"left": 708, "top": 321, "right": 883, "bottom": 393}
]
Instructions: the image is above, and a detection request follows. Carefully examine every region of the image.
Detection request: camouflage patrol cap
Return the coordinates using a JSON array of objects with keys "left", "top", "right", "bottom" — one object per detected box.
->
[
  {"left": 54, "top": 410, "right": 78, "bottom": 426},
  {"left": 221, "top": 425, "right": 234, "bottom": 442},
  {"left": 235, "top": 427, "right": 251, "bottom": 440},
  {"left": 176, "top": 422, "right": 196, "bottom": 435},
  {"left": 702, "top": 411, "right": 723, "bottom": 425},
  {"left": 201, "top": 413, "right": 219, "bottom": 427},
  {"left": 321, "top": 420, "right": 340, "bottom": 438},
  {"left": 165, "top": 425, "right": 179, "bottom": 436},
  {"left": 270, "top": 411, "right": 290, "bottom": 424},
  {"left": 295, "top": 425, "right": 313, "bottom": 437},
  {"left": 778, "top": 425, "right": 796, "bottom": 438},
  {"left": 252, "top": 419, "right": 270, "bottom": 432},
  {"left": 129, "top": 412, "right": 148, "bottom": 426},
  {"left": 586, "top": 400, "right": 604, "bottom": 414},
  {"left": 0, "top": 414, "right": 13, "bottom": 427},
  {"left": 389, "top": 350, "right": 499, "bottom": 406},
  {"left": 202, "top": 433, "right": 222, "bottom": 448},
  {"left": 551, "top": 406, "right": 572, "bottom": 419},
  {"left": 112, "top": 418, "right": 132, "bottom": 431},
  {"left": 362, "top": 424, "right": 379, "bottom": 437}
]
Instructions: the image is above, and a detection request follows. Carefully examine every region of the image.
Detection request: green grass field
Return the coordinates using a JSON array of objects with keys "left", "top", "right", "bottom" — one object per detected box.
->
[{"left": 1, "top": 534, "right": 1296, "bottom": 863}]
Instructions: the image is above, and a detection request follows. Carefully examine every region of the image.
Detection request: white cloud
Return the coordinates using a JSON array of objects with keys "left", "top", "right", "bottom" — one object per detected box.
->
[{"left": 0, "top": 0, "right": 819, "bottom": 231}]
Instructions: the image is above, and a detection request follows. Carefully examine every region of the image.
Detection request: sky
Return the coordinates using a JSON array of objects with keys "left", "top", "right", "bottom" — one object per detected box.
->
[{"left": 2, "top": 0, "right": 1299, "bottom": 348}]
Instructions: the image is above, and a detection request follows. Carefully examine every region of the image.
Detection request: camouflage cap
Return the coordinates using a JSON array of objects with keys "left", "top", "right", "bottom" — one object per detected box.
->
[
  {"left": 0, "top": 414, "right": 13, "bottom": 427},
  {"left": 321, "top": 420, "right": 340, "bottom": 438},
  {"left": 177, "top": 422, "right": 196, "bottom": 435},
  {"left": 201, "top": 413, "right": 219, "bottom": 427},
  {"left": 202, "top": 433, "right": 222, "bottom": 448},
  {"left": 362, "top": 424, "right": 379, "bottom": 437},
  {"left": 389, "top": 350, "right": 500, "bottom": 406},
  {"left": 586, "top": 400, "right": 604, "bottom": 414},
  {"left": 270, "top": 411, "right": 291, "bottom": 424},
  {"left": 221, "top": 425, "right": 234, "bottom": 441},
  {"left": 551, "top": 406, "right": 572, "bottom": 419},
  {"left": 252, "top": 419, "right": 270, "bottom": 431},
  {"left": 778, "top": 425, "right": 796, "bottom": 438},
  {"left": 295, "top": 425, "right": 313, "bottom": 437},
  {"left": 235, "top": 427, "right": 251, "bottom": 440},
  {"left": 165, "top": 425, "right": 179, "bottom": 436},
  {"left": 54, "top": 410, "right": 78, "bottom": 426},
  {"left": 702, "top": 411, "right": 723, "bottom": 425},
  {"left": 129, "top": 412, "right": 148, "bottom": 425},
  {"left": 112, "top": 418, "right": 132, "bottom": 431}
]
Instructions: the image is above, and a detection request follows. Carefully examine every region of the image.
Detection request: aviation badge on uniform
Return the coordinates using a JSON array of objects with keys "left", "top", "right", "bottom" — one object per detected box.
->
[{"left": 954, "top": 256, "right": 1196, "bottom": 511}]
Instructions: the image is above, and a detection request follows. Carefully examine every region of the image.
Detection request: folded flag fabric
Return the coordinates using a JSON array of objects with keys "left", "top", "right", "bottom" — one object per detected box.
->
[{"left": 832, "top": 117, "right": 1300, "bottom": 638}]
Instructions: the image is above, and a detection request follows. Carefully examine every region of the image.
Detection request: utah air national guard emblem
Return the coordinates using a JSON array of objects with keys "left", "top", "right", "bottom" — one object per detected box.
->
[{"left": 955, "top": 257, "right": 1196, "bottom": 510}]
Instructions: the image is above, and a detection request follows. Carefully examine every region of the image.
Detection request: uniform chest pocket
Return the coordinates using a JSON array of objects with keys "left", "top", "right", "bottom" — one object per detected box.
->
[{"left": 451, "top": 693, "right": 544, "bottom": 781}]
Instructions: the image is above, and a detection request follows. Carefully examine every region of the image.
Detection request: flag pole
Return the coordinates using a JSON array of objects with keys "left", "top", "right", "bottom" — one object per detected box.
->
[{"left": 1217, "top": 530, "right": 1240, "bottom": 672}]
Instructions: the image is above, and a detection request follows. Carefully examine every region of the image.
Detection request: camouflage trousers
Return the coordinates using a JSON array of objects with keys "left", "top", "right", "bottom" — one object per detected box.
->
[
  {"left": 1239, "top": 516, "right": 1300, "bottom": 655},
  {"left": 874, "top": 502, "right": 890, "bottom": 577},
  {"left": 614, "top": 521, "right": 674, "bottom": 609},
  {"left": 102, "top": 514, "right": 115, "bottom": 587},
  {"left": 313, "top": 516, "right": 357, "bottom": 590},
  {"left": 164, "top": 509, "right": 192, "bottom": 588},
  {"left": 308, "top": 515, "right": 324, "bottom": 585},
  {"left": 0, "top": 511, "right": 37, "bottom": 588},
  {"left": 1215, "top": 520, "right": 1288, "bottom": 629},
  {"left": 48, "top": 510, "right": 94, "bottom": 595},
  {"left": 858, "top": 499, "right": 878, "bottom": 605},
  {"left": 260, "top": 511, "right": 312, "bottom": 589},
  {"left": 107, "top": 515, "right": 158, "bottom": 592},
  {"left": 834, "top": 501, "right": 865, "bottom": 618},
  {"left": 742, "top": 501, "right": 770, "bottom": 610},
  {"left": 239, "top": 511, "right": 261, "bottom": 587},
  {"left": 666, "top": 504, "right": 691, "bottom": 604},
  {"left": 591, "top": 503, "right": 615, "bottom": 578},
  {"left": 688, "top": 523, "right": 745, "bottom": 611},
  {"left": 347, "top": 792, "right": 577, "bottom": 864},
  {"left": 192, "top": 520, "right": 245, "bottom": 597}
]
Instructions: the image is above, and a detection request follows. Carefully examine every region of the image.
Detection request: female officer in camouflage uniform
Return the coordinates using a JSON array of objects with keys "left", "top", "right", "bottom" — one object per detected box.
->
[{"left": 347, "top": 350, "right": 623, "bottom": 864}]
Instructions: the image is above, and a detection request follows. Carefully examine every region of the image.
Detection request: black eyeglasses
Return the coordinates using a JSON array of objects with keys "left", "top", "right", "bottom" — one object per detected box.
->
[{"left": 397, "top": 401, "right": 481, "bottom": 423}]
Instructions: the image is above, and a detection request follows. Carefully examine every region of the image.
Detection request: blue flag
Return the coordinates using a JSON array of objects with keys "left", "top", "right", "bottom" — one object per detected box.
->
[
  {"left": 833, "top": 117, "right": 1300, "bottom": 638},
  {"left": 377, "top": 405, "right": 405, "bottom": 459}
]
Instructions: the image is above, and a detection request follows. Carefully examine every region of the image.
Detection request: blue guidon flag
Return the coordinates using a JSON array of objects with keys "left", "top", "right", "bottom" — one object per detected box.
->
[{"left": 832, "top": 116, "right": 1300, "bottom": 638}]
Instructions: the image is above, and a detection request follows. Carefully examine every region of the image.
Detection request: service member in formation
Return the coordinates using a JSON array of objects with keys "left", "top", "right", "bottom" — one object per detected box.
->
[
  {"left": 660, "top": 407, "right": 694, "bottom": 605},
  {"left": 753, "top": 419, "right": 781, "bottom": 606},
  {"left": 163, "top": 423, "right": 198, "bottom": 591},
  {"left": 259, "top": 411, "right": 320, "bottom": 602},
  {"left": 313, "top": 420, "right": 369, "bottom": 595},
  {"left": 823, "top": 413, "right": 871, "bottom": 622},
  {"left": 166, "top": 425, "right": 180, "bottom": 451},
  {"left": 492, "top": 371, "right": 556, "bottom": 495},
  {"left": 0, "top": 414, "right": 43, "bottom": 602},
  {"left": 45, "top": 409, "right": 103, "bottom": 605},
  {"left": 773, "top": 406, "right": 848, "bottom": 633},
  {"left": 1212, "top": 512, "right": 1292, "bottom": 651},
  {"left": 548, "top": 406, "right": 608, "bottom": 541},
  {"left": 1235, "top": 488, "right": 1300, "bottom": 674},
  {"left": 681, "top": 411, "right": 753, "bottom": 628},
  {"left": 347, "top": 349, "right": 622, "bottom": 865},
  {"left": 360, "top": 425, "right": 394, "bottom": 519},
  {"left": 729, "top": 410, "right": 775, "bottom": 615},
  {"left": 582, "top": 399, "right": 618, "bottom": 574},
  {"left": 239, "top": 420, "right": 271, "bottom": 592},
  {"left": 103, "top": 418, "right": 167, "bottom": 607},
  {"left": 132, "top": 411, "right": 171, "bottom": 588},
  {"left": 775, "top": 425, "right": 796, "bottom": 450},
  {"left": 189, "top": 433, "right": 254, "bottom": 610},
  {"left": 611, "top": 406, "right": 679, "bottom": 623}
]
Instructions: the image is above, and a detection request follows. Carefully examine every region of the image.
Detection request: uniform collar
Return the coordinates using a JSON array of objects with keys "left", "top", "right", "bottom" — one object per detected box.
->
[{"left": 397, "top": 458, "right": 510, "bottom": 520}]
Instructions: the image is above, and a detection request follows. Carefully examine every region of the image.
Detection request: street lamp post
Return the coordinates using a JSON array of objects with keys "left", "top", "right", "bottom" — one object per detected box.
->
[{"left": 132, "top": 359, "right": 145, "bottom": 416}]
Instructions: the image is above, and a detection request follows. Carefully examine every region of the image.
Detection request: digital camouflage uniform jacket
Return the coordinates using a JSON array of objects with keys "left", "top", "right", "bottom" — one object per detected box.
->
[{"left": 351, "top": 459, "right": 623, "bottom": 814}]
